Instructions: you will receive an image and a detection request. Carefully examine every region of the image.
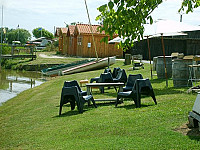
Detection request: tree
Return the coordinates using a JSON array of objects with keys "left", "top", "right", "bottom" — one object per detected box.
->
[
  {"left": 179, "top": 0, "right": 200, "bottom": 13},
  {"left": 4, "top": 28, "right": 31, "bottom": 44},
  {"left": 32, "top": 27, "right": 54, "bottom": 39},
  {"left": 96, "top": 0, "right": 200, "bottom": 49}
]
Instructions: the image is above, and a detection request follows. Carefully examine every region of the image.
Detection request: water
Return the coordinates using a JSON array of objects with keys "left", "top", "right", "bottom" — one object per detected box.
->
[{"left": 0, "top": 69, "right": 45, "bottom": 106}]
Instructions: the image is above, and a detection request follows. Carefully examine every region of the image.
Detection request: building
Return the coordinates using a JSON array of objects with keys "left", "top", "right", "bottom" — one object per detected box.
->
[
  {"left": 130, "top": 20, "right": 200, "bottom": 59},
  {"left": 55, "top": 27, "right": 68, "bottom": 54},
  {"left": 132, "top": 30, "right": 200, "bottom": 60},
  {"left": 56, "top": 24, "right": 123, "bottom": 58},
  {"left": 67, "top": 25, "right": 76, "bottom": 56}
]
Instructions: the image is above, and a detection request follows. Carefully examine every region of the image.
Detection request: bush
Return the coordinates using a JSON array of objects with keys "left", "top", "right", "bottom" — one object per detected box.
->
[
  {"left": 1, "top": 44, "right": 11, "bottom": 54},
  {"left": 44, "top": 43, "right": 57, "bottom": 51}
]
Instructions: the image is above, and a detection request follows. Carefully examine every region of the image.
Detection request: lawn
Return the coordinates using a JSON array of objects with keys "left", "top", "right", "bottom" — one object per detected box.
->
[{"left": 0, "top": 58, "right": 199, "bottom": 149}]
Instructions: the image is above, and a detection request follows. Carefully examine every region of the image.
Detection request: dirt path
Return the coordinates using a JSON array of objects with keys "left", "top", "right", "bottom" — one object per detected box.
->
[{"left": 39, "top": 54, "right": 67, "bottom": 59}]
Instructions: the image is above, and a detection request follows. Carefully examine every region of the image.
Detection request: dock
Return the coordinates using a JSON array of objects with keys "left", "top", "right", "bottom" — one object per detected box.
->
[{"left": 1, "top": 54, "right": 36, "bottom": 59}]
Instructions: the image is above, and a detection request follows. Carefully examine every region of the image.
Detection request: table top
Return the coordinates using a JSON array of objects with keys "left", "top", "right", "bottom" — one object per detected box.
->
[{"left": 86, "top": 82, "right": 124, "bottom": 87}]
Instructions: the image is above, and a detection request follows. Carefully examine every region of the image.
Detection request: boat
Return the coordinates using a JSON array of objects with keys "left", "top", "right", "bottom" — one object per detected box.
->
[
  {"left": 62, "top": 57, "right": 116, "bottom": 75},
  {"left": 41, "top": 57, "right": 115, "bottom": 77}
]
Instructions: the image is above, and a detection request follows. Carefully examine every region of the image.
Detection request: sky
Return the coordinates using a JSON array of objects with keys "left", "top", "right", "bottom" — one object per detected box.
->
[{"left": 0, "top": 0, "right": 200, "bottom": 37}]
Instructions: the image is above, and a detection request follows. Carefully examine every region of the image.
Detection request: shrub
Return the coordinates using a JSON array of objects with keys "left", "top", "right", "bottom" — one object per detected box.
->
[{"left": 1, "top": 43, "right": 11, "bottom": 54}]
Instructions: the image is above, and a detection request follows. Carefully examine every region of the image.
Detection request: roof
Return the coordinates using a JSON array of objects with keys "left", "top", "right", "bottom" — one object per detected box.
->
[
  {"left": 144, "top": 19, "right": 200, "bottom": 36},
  {"left": 68, "top": 25, "right": 76, "bottom": 36},
  {"left": 60, "top": 28, "right": 68, "bottom": 34},
  {"left": 55, "top": 27, "right": 61, "bottom": 37},
  {"left": 76, "top": 24, "right": 105, "bottom": 35}
]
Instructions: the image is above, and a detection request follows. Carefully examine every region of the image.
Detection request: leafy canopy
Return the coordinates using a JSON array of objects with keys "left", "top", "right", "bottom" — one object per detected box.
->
[
  {"left": 96, "top": 0, "right": 200, "bottom": 49},
  {"left": 0, "top": 28, "right": 31, "bottom": 44},
  {"left": 32, "top": 27, "right": 54, "bottom": 39}
]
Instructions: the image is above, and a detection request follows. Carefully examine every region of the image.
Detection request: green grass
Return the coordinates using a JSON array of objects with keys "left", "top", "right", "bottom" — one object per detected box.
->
[{"left": 0, "top": 59, "right": 199, "bottom": 149}]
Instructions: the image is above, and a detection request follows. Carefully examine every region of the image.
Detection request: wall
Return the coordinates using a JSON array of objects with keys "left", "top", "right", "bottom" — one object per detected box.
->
[
  {"left": 76, "top": 34, "right": 123, "bottom": 58},
  {"left": 133, "top": 38, "right": 188, "bottom": 60}
]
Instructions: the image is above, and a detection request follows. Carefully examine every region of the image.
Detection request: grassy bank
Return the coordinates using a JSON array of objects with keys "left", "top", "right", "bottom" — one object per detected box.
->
[
  {"left": 0, "top": 59, "right": 199, "bottom": 149},
  {"left": 2, "top": 52, "right": 86, "bottom": 70}
]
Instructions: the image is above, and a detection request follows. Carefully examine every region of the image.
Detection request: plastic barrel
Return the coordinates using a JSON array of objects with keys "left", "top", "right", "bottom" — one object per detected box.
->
[{"left": 156, "top": 56, "right": 172, "bottom": 79}]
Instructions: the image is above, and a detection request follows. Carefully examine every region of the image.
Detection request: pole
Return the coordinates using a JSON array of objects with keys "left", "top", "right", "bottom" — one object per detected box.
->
[
  {"left": 147, "top": 36, "right": 153, "bottom": 79},
  {"left": 84, "top": 0, "right": 98, "bottom": 60},
  {"left": 41, "top": 28, "right": 42, "bottom": 37},
  {"left": 161, "top": 33, "right": 168, "bottom": 87},
  {"left": 0, "top": 5, "right": 3, "bottom": 72},
  {"left": 18, "top": 25, "right": 19, "bottom": 41}
]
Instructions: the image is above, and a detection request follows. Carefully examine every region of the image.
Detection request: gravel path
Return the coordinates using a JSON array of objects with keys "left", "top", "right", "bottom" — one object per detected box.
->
[{"left": 39, "top": 54, "right": 67, "bottom": 59}]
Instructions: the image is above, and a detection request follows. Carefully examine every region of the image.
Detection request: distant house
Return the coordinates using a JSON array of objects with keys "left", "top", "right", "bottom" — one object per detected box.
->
[
  {"left": 56, "top": 24, "right": 123, "bottom": 58},
  {"left": 26, "top": 37, "right": 51, "bottom": 49}
]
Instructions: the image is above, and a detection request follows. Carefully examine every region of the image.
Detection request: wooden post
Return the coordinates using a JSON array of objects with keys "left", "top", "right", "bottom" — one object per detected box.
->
[
  {"left": 147, "top": 36, "right": 153, "bottom": 79},
  {"left": 161, "top": 33, "right": 168, "bottom": 87}
]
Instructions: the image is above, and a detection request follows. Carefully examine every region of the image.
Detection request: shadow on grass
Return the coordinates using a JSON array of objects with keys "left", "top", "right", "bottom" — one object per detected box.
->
[
  {"left": 90, "top": 79, "right": 189, "bottom": 99},
  {"left": 174, "top": 123, "right": 200, "bottom": 141},
  {"left": 95, "top": 101, "right": 116, "bottom": 107},
  {"left": 115, "top": 102, "right": 154, "bottom": 110},
  {"left": 150, "top": 78, "right": 168, "bottom": 84},
  {"left": 187, "top": 131, "right": 200, "bottom": 141},
  {"left": 54, "top": 104, "right": 96, "bottom": 117}
]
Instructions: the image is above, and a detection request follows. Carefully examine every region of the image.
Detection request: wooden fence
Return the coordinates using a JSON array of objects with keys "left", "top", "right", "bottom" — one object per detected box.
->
[{"left": 0, "top": 45, "right": 36, "bottom": 60}]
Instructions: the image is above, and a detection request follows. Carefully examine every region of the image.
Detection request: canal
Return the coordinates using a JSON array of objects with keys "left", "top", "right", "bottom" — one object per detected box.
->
[{"left": 0, "top": 69, "right": 45, "bottom": 106}]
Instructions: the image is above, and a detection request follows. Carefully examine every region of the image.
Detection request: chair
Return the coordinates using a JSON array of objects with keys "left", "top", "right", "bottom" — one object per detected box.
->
[
  {"left": 112, "top": 67, "right": 121, "bottom": 78},
  {"left": 64, "top": 80, "right": 87, "bottom": 96},
  {"left": 113, "top": 69, "right": 127, "bottom": 84},
  {"left": 104, "top": 68, "right": 112, "bottom": 74},
  {"left": 90, "top": 68, "right": 112, "bottom": 83},
  {"left": 98, "top": 72, "right": 114, "bottom": 93},
  {"left": 116, "top": 78, "right": 157, "bottom": 108},
  {"left": 98, "top": 72, "right": 113, "bottom": 83},
  {"left": 123, "top": 74, "right": 143, "bottom": 92},
  {"left": 132, "top": 54, "right": 144, "bottom": 70},
  {"left": 59, "top": 86, "right": 97, "bottom": 115}
]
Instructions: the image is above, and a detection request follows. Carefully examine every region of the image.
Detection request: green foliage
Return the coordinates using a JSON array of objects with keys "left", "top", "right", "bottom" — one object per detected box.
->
[
  {"left": 44, "top": 43, "right": 57, "bottom": 52},
  {"left": 96, "top": 0, "right": 163, "bottom": 49},
  {"left": 96, "top": 0, "right": 200, "bottom": 50},
  {"left": 179, "top": 0, "right": 200, "bottom": 13},
  {"left": 0, "top": 43, "right": 11, "bottom": 54},
  {"left": 53, "top": 40, "right": 59, "bottom": 47},
  {"left": 32, "top": 27, "right": 54, "bottom": 39},
  {"left": 0, "top": 28, "right": 31, "bottom": 44}
]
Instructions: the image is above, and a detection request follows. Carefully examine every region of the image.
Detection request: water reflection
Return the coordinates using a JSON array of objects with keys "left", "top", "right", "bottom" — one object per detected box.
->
[{"left": 0, "top": 69, "right": 45, "bottom": 105}]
